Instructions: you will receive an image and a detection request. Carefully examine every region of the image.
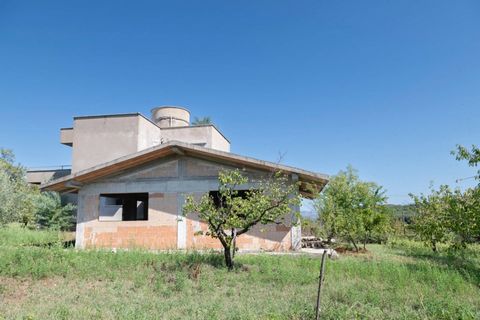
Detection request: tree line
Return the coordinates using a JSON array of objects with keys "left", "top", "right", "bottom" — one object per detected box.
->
[
  {"left": 313, "top": 144, "right": 480, "bottom": 253},
  {"left": 0, "top": 149, "right": 75, "bottom": 230}
]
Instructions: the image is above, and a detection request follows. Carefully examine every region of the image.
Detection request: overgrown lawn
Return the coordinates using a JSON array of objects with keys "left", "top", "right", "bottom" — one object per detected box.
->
[{"left": 0, "top": 228, "right": 479, "bottom": 319}]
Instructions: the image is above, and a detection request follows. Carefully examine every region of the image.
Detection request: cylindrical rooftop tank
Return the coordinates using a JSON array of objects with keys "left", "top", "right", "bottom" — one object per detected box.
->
[{"left": 151, "top": 106, "right": 190, "bottom": 128}]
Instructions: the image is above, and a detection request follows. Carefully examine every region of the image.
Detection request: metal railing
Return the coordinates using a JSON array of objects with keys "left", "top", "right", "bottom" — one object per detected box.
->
[{"left": 27, "top": 165, "right": 72, "bottom": 172}]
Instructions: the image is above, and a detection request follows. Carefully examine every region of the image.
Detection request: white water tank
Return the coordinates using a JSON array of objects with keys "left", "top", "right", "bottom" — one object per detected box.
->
[{"left": 151, "top": 106, "right": 190, "bottom": 128}]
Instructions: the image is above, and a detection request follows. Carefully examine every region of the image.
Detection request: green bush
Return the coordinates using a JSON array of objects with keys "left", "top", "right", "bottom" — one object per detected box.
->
[{"left": 36, "top": 192, "right": 76, "bottom": 231}]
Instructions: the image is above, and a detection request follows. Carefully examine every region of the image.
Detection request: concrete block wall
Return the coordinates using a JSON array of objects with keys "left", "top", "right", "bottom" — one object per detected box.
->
[{"left": 75, "top": 156, "right": 299, "bottom": 252}]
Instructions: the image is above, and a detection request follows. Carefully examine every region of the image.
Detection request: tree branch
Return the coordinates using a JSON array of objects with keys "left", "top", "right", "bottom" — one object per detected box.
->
[{"left": 236, "top": 193, "right": 289, "bottom": 236}]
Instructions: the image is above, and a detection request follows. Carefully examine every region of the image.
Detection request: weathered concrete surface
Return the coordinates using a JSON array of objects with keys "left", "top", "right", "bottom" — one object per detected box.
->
[
  {"left": 161, "top": 125, "right": 230, "bottom": 152},
  {"left": 42, "top": 141, "right": 328, "bottom": 195},
  {"left": 75, "top": 156, "right": 299, "bottom": 252},
  {"left": 151, "top": 106, "right": 190, "bottom": 128},
  {"left": 71, "top": 114, "right": 156, "bottom": 173},
  {"left": 60, "top": 128, "right": 73, "bottom": 146},
  {"left": 65, "top": 113, "right": 230, "bottom": 173}
]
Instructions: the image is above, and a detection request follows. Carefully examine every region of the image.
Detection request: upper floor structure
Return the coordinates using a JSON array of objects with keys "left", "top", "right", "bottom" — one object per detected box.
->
[{"left": 28, "top": 106, "right": 230, "bottom": 183}]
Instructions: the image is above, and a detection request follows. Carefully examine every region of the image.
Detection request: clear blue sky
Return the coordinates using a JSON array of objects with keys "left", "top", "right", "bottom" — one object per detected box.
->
[{"left": 1, "top": 1, "right": 479, "bottom": 204}]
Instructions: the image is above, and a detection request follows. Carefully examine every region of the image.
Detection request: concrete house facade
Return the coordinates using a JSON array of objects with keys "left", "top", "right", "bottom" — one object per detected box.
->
[{"left": 34, "top": 106, "right": 328, "bottom": 251}]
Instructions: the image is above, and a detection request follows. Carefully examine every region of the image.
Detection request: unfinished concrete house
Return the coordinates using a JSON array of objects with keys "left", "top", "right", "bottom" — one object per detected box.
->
[{"left": 32, "top": 106, "right": 328, "bottom": 251}]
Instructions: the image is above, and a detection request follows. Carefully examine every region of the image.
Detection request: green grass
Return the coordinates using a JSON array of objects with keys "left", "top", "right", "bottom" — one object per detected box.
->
[
  {"left": 0, "top": 227, "right": 479, "bottom": 319},
  {"left": 0, "top": 223, "right": 72, "bottom": 247}
]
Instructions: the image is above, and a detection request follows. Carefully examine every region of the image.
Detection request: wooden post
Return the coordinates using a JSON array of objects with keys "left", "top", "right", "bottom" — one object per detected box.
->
[{"left": 315, "top": 250, "right": 328, "bottom": 320}]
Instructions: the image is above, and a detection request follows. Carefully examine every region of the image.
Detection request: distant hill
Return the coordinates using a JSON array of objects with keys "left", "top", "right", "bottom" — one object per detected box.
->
[{"left": 387, "top": 204, "right": 417, "bottom": 221}]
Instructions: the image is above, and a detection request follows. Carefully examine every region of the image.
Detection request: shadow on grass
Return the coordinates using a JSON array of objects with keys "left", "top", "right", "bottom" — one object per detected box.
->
[
  {"left": 138, "top": 251, "right": 235, "bottom": 273},
  {"left": 29, "top": 239, "right": 76, "bottom": 249},
  {"left": 183, "top": 251, "right": 226, "bottom": 269},
  {"left": 398, "top": 248, "right": 480, "bottom": 288},
  {"left": 145, "top": 251, "right": 249, "bottom": 273}
]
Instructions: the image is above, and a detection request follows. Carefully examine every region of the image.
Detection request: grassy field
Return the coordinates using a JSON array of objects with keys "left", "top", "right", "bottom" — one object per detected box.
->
[{"left": 0, "top": 226, "right": 479, "bottom": 320}]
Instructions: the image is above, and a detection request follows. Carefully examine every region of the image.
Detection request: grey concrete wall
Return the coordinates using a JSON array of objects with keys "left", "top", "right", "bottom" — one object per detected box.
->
[
  {"left": 69, "top": 116, "right": 230, "bottom": 174},
  {"left": 60, "top": 128, "right": 73, "bottom": 146},
  {"left": 210, "top": 126, "right": 231, "bottom": 152},
  {"left": 75, "top": 155, "right": 296, "bottom": 251},
  {"left": 27, "top": 169, "right": 71, "bottom": 184},
  {"left": 72, "top": 115, "right": 147, "bottom": 173},
  {"left": 160, "top": 126, "right": 230, "bottom": 152},
  {"left": 137, "top": 116, "right": 161, "bottom": 151}
]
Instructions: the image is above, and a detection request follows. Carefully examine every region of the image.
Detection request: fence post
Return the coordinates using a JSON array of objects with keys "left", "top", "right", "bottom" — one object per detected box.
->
[{"left": 315, "top": 250, "right": 328, "bottom": 320}]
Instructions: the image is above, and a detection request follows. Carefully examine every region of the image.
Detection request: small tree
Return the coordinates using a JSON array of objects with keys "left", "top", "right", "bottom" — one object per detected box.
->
[
  {"left": 452, "top": 144, "right": 480, "bottom": 245},
  {"left": 410, "top": 186, "right": 449, "bottom": 252},
  {"left": 183, "top": 169, "right": 301, "bottom": 270},
  {"left": 445, "top": 188, "right": 479, "bottom": 249},
  {"left": 410, "top": 185, "right": 480, "bottom": 251},
  {"left": 36, "top": 192, "right": 76, "bottom": 231},
  {"left": 315, "top": 166, "right": 390, "bottom": 251},
  {"left": 0, "top": 149, "right": 38, "bottom": 226}
]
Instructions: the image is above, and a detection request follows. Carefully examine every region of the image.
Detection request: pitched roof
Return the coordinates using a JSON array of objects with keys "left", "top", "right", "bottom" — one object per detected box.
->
[{"left": 42, "top": 141, "right": 329, "bottom": 197}]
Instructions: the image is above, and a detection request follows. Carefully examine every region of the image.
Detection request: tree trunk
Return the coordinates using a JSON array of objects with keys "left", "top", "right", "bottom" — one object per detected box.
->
[
  {"left": 224, "top": 245, "right": 234, "bottom": 270},
  {"left": 349, "top": 236, "right": 359, "bottom": 252},
  {"left": 431, "top": 240, "right": 437, "bottom": 253},
  {"left": 232, "top": 228, "right": 237, "bottom": 259},
  {"left": 352, "top": 241, "right": 359, "bottom": 252},
  {"left": 363, "top": 233, "right": 367, "bottom": 250}
]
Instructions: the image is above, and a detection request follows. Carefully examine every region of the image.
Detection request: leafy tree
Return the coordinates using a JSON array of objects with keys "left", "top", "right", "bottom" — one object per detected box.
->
[
  {"left": 315, "top": 166, "right": 390, "bottom": 251},
  {"left": 451, "top": 144, "right": 480, "bottom": 245},
  {"left": 301, "top": 217, "right": 323, "bottom": 238},
  {"left": 0, "top": 149, "right": 38, "bottom": 226},
  {"left": 36, "top": 192, "right": 76, "bottom": 231},
  {"left": 410, "top": 145, "right": 480, "bottom": 252},
  {"left": 410, "top": 185, "right": 480, "bottom": 251},
  {"left": 387, "top": 204, "right": 417, "bottom": 221},
  {"left": 410, "top": 186, "right": 449, "bottom": 252},
  {"left": 444, "top": 188, "right": 479, "bottom": 249},
  {"left": 183, "top": 169, "right": 301, "bottom": 270},
  {"left": 0, "top": 148, "right": 76, "bottom": 230},
  {"left": 452, "top": 144, "right": 480, "bottom": 181},
  {"left": 192, "top": 116, "right": 212, "bottom": 125},
  {"left": 387, "top": 204, "right": 417, "bottom": 237}
]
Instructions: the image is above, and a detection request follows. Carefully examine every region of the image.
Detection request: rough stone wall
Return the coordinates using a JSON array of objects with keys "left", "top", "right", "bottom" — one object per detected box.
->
[{"left": 75, "top": 155, "right": 298, "bottom": 251}]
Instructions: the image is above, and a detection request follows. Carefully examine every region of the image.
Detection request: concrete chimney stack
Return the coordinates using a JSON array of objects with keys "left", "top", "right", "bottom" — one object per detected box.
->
[{"left": 151, "top": 106, "right": 190, "bottom": 128}]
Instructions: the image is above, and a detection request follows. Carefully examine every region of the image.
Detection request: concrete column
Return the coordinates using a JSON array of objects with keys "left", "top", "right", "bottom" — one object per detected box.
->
[
  {"left": 177, "top": 193, "right": 187, "bottom": 249},
  {"left": 75, "top": 192, "right": 86, "bottom": 249},
  {"left": 291, "top": 219, "right": 302, "bottom": 251},
  {"left": 290, "top": 173, "right": 302, "bottom": 251},
  {"left": 75, "top": 222, "right": 85, "bottom": 249}
]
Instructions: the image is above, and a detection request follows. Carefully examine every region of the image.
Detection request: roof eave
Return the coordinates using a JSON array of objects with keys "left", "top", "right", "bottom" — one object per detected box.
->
[{"left": 41, "top": 141, "right": 329, "bottom": 193}]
